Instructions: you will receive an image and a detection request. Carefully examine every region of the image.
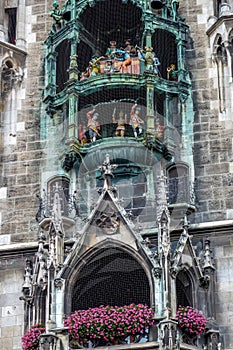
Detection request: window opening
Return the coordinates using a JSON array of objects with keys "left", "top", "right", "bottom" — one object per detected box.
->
[
  {"left": 47, "top": 177, "right": 70, "bottom": 216},
  {"left": 152, "top": 29, "right": 177, "bottom": 80},
  {"left": 71, "top": 247, "right": 150, "bottom": 311},
  {"left": 56, "top": 40, "right": 71, "bottom": 93},
  {"left": 214, "top": 0, "right": 222, "bottom": 17},
  {"left": 176, "top": 270, "right": 193, "bottom": 307},
  {"left": 167, "top": 164, "right": 189, "bottom": 204},
  {"left": 5, "top": 8, "right": 17, "bottom": 45}
]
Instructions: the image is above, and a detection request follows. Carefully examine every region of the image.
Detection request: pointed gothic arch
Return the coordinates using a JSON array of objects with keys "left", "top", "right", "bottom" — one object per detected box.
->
[
  {"left": 228, "top": 29, "right": 233, "bottom": 78},
  {"left": 176, "top": 267, "right": 195, "bottom": 308},
  {"left": 47, "top": 175, "right": 70, "bottom": 216},
  {"left": 213, "top": 34, "right": 227, "bottom": 113},
  {"left": 166, "top": 162, "right": 190, "bottom": 205},
  {"left": 64, "top": 240, "right": 153, "bottom": 314}
]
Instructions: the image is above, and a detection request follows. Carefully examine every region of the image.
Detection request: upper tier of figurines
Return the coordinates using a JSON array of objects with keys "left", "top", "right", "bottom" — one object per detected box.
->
[{"left": 79, "top": 40, "right": 178, "bottom": 81}]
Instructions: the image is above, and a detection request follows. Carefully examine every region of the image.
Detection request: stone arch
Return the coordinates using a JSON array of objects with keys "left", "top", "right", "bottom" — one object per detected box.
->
[
  {"left": 47, "top": 175, "right": 71, "bottom": 215},
  {"left": 213, "top": 34, "right": 227, "bottom": 113},
  {"left": 228, "top": 29, "right": 233, "bottom": 78},
  {"left": 166, "top": 162, "right": 190, "bottom": 205},
  {"left": 64, "top": 239, "right": 154, "bottom": 314},
  {"left": 176, "top": 267, "right": 195, "bottom": 308}
]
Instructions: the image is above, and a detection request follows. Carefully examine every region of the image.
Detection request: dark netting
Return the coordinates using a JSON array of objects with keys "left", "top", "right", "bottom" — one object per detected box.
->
[
  {"left": 152, "top": 29, "right": 177, "bottom": 79},
  {"left": 78, "top": 89, "right": 146, "bottom": 141},
  {"left": 167, "top": 164, "right": 189, "bottom": 204},
  {"left": 56, "top": 39, "right": 70, "bottom": 93},
  {"left": 176, "top": 270, "right": 193, "bottom": 307},
  {"left": 71, "top": 247, "right": 150, "bottom": 311},
  {"left": 78, "top": 88, "right": 146, "bottom": 111},
  {"left": 155, "top": 91, "right": 165, "bottom": 115},
  {"left": 6, "top": 8, "right": 17, "bottom": 45},
  {"left": 77, "top": 0, "right": 143, "bottom": 72}
]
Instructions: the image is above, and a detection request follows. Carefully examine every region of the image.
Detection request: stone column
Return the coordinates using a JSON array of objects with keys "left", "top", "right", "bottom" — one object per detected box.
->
[
  {"left": 176, "top": 37, "right": 185, "bottom": 81},
  {"left": 146, "top": 81, "right": 155, "bottom": 132},
  {"left": 16, "top": 0, "right": 26, "bottom": 49},
  {"left": 0, "top": 3, "right": 5, "bottom": 41}
]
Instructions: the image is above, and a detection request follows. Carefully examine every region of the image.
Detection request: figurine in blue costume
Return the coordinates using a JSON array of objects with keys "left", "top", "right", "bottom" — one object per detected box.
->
[{"left": 113, "top": 49, "right": 131, "bottom": 73}]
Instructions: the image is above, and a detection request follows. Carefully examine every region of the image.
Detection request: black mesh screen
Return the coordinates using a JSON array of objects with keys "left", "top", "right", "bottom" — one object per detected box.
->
[
  {"left": 6, "top": 8, "right": 17, "bottom": 45},
  {"left": 152, "top": 29, "right": 177, "bottom": 79},
  {"left": 72, "top": 247, "right": 150, "bottom": 311},
  {"left": 56, "top": 40, "right": 71, "bottom": 93},
  {"left": 176, "top": 270, "right": 193, "bottom": 307},
  {"left": 78, "top": 0, "right": 143, "bottom": 71}
]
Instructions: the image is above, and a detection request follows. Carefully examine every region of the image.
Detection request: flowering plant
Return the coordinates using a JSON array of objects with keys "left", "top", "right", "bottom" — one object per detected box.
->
[
  {"left": 64, "top": 303, "right": 155, "bottom": 346},
  {"left": 22, "top": 324, "right": 45, "bottom": 350},
  {"left": 176, "top": 305, "right": 207, "bottom": 336}
]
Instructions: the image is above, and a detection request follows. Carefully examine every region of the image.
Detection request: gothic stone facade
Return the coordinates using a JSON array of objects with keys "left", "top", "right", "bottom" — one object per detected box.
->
[{"left": 0, "top": 0, "right": 233, "bottom": 349}]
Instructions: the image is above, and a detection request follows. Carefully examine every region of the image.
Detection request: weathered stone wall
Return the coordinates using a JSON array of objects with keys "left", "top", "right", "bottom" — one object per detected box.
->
[
  {"left": 182, "top": 0, "right": 233, "bottom": 225},
  {"left": 0, "top": 0, "right": 233, "bottom": 349},
  {"left": 182, "top": 2, "right": 233, "bottom": 346},
  {"left": 0, "top": 2, "right": 52, "bottom": 347}
]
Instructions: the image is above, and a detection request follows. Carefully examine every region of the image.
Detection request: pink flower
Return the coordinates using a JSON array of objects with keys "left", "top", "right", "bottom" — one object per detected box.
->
[
  {"left": 64, "top": 304, "right": 155, "bottom": 345},
  {"left": 176, "top": 305, "right": 207, "bottom": 336}
]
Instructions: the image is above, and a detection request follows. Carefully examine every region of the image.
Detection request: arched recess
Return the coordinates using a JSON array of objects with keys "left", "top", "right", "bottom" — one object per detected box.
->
[
  {"left": 77, "top": 0, "right": 144, "bottom": 73},
  {"left": 152, "top": 29, "right": 177, "bottom": 80},
  {"left": 64, "top": 240, "right": 153, "bottom": 314},
  {"left": 176, "top": 268, "right": 194, "bottom": 308},
  {"left": 166, "top": 162, "right": 190, "bottom": 205},
  {"left": 228, "top": 29, "right": 233, "bottom": 78},
  {"left": 47, "top": 175, "right": 70, "bottom": 215},
  {"left": 55, "top": 39, "right": 71, "bottom": 93},
  {"left": 213, "top": 34, "right": 227, "bottom": 113}
]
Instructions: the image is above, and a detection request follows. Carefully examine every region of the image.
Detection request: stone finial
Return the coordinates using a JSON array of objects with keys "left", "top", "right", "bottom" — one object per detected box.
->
[
  {"left": 203, "top": 239, "right": 215, "bottom": 271},
  {"left": 156, "top": 170, "right": 168, "bottom": 220}
]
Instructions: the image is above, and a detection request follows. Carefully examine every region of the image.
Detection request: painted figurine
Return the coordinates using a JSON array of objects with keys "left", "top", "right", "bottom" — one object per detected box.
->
[
  {"left": 113, "top": 49, "right": 131, "bottom": 73},
  {"left": 155, "top": 119, "right": 164, "bottom": 139},
  {"left": 167, "top": 64, "right": 178, "bottom": 81},
  {"left": 78, "top": 124, "right": 88, "bottom": 144},
  {"left": 112, "top": 108, "right": 127, "bottom": 137},
  {"left": 89, "top": 56, "right": 104, "bottom": 76},
  {"left": 138, "top": 46, "right": 160, "bottom": 74},
  {"left": 86, "top": 108, "right": 101, "bottom": 142},
  {"left": 124, "top": 39, "right": 136, "bottom": 55},
  {"left": 130, "top": 103, "right": 144, "bottom": 138},
  {"left": 80, "top": 67, "right": 90, "bottom": 80},
  {"left": 105, "top": 41, "right": 117, "bottom": 59},
  {"left": 103, "top": 59, "right": 115, "bottom": 73},
  {"left": 50, "top": 0, "right": 63, "bottom": 32}
]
